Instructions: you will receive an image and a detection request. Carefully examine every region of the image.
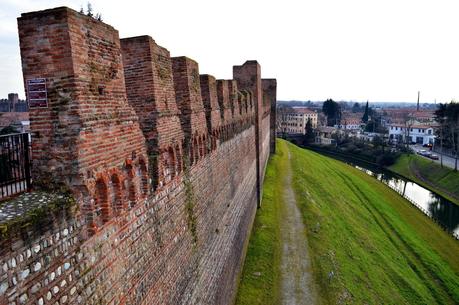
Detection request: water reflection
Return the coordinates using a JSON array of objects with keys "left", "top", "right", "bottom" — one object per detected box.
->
[{"left": 353, "top": 164, "right": 459, "bottom": 239}]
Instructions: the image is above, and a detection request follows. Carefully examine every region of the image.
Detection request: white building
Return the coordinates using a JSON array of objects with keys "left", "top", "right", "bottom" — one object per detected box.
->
[
  {"left": 334, "top": 118, "right": 362, "bottom": 130},
  {"left": 388, "top": 124, "right": 435, "bottom": 145},
  {"left": 315, "top": 126, "right": 338, "bottom": 145},
  {"left": 279, "top": 108, "right": 318, "bottom": 135}
]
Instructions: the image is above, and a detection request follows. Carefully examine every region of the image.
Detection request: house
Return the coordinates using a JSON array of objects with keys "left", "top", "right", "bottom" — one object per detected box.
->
[
  {"left": 334, "top": 118, "right": 362, "bottom": 130},
  {"left": 315, "top": 126, "right": 337, "bottom": 145},
  {"left": 278, "top": 107, "right": 318, "bottom": 135},
  {"left": 388, "top": 123, "right": 436, "bottom": 145}
]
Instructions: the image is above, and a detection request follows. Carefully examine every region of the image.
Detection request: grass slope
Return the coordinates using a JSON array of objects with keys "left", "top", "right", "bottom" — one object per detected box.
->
[
  {"left": 389, "top": 154, "right": 459, "bottom": 206},
  {"left": 287, "top": 140, "right": 459, "bottom": 304},
  {"left": 234, "top": 143, "right": 286, "bottom": 305}
]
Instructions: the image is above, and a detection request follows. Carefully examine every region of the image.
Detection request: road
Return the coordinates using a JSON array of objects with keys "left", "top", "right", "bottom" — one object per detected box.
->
[
  {"left": 410, "top": 144, "right": 457, "bottom": 170},
  {"left": 280, "top": 150, "right": 318, "bottom": 305}
]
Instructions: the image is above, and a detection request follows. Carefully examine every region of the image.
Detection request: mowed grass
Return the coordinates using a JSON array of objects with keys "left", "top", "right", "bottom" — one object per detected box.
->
[
  {"left": 389, "top": 154, "right": 459, "bottom": 206},
  {"left": 234, "top": 142, "right": 287, "bottom": 305},
  {"left": 286, "top": 140, "right": 459, "bottom": 305}
]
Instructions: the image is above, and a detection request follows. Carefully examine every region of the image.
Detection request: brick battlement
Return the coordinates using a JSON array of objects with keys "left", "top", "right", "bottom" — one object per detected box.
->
[{"left": 0, "top": 6, "right": 277, "bottom": 305}]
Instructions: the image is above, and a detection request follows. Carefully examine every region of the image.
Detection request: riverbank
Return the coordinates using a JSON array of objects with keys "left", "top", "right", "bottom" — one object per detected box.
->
[
  {"left": 389, "top": 154, "right": 459, "bottom": 206},
  {"left": 237, "top": 139, "right": 459, "bottom": 304}
]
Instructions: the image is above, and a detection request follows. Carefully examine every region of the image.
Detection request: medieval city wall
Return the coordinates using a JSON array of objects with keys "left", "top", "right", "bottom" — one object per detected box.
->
[{"left": 0, "top": 7, "right": 276, "bottom": 305}]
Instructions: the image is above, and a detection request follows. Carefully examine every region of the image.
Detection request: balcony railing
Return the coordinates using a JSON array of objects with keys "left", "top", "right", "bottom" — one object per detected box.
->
[{"left": 0, "top": 133, "right": 31, "bottom": 200}]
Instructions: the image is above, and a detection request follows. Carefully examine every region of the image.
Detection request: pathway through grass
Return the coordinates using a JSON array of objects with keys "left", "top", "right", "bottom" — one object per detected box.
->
[
  {"left": 280, "top": 150, "right": 318, "bottom": 304},
  {"left": 237, "top": 140, "right": 459, "bottom": 305}
]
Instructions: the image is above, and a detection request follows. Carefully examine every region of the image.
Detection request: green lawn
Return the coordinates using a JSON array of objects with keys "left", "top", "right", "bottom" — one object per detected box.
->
[
  {"left": 289, "top": 140, "right": 459, "bottom": 304},
  {"left": 236, "top": 139, "right": 459, "bottom": 305},
  {"left": 234, "top": 142, "right": 286, "bottom": 305},
  {"left": 389, "top": 154, "right": 459, "bottom": 206}
]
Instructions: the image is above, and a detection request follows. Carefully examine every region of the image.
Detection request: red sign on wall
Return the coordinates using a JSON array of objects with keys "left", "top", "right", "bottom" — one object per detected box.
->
[{"left": 27, "top": 78, "right": 48, "bottom": 108}]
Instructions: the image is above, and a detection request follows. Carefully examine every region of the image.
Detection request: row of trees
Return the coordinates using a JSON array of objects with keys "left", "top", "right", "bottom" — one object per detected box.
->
[{"left": 435, "top": 102, "right": 459, "bottom": 170}]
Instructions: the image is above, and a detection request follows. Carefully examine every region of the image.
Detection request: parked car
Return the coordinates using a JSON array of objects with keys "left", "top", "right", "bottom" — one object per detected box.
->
[
  {"left": 423, "top": 143, "right": 433, "bottom": 148},
  {"left": 417, "top": 149, "right": 427, "bottom": 156},
  {"left": 430, "top": 154, "right": 439, "bottom": 160}
]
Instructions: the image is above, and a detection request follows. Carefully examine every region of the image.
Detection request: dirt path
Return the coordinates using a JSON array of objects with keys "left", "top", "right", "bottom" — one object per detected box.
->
[{"left": 280, "top": 150, "right": 318, "bottom": 305}]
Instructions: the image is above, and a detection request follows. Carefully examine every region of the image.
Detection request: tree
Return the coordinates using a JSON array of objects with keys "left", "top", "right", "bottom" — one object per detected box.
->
[
  {"left": 352, "top": 102, "right": 361, "bottom": 113},
  {"left": 362, "top": 101, "right": 370, "bottom": 123},
  {"left": 276, "top": 105, "right": 293, "bottom": 138},
  {"left": 435, "top": 102, "right": 459, "bottom": 170},
  {"left": 304, "top": 118, "right": 315, "bottom": 144},
  {"left": 86, "top": 2, "right": 93, "bottom": 17},
  {"left": 322, "top": 99, "right": 341, "bottom": 127},
  {"left": 435, "top": 104, "right": 447, "bottom": 167}
]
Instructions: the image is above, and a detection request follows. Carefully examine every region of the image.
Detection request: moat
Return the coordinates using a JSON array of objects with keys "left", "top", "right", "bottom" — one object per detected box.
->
[{"left": 351, "top": 161, "right": 459, "bottom": 239}]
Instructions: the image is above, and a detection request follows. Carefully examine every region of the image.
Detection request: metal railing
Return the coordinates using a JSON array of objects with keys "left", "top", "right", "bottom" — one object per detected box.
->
[{"left": 0, "top": 133, "right": 31, "bottom": 200}]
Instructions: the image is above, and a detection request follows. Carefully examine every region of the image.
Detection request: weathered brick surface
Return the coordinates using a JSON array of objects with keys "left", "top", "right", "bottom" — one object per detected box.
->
[
  {"left": 172, "top": 56, "right": 208, "bottom": 165},
  {"left": 262, "top": 79, "right": 277, "bottom": 153},
  {"left": 121, "top": 36, "right": 185, "bottom": 190},
  {"left": 18, "top": 7, "right": 150, "bottom": 236},
  {"left": 199, "top": 75, "right": 222, "bottom": 148},
  {"left": 2, "top": 6, "right": 277, "bottom": 305}
]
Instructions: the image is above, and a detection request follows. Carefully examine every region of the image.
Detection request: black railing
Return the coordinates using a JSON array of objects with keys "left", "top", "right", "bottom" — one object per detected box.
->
[{"left": 0, "top": 133, "right": 31, "bottom": 200}]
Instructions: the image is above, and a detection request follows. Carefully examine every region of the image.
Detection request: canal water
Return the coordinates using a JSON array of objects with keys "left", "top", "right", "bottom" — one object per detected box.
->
[
  {"left": 302, "top": 146, "right": 459, "bottom": 240},
  {"left": 348, "top": 161, "right": 459, "bottom": 240}
]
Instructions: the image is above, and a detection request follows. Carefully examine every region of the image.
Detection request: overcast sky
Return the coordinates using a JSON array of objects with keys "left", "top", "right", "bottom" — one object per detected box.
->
[{"left": 0, "top": 0, "right": 458, "bottom": 103}]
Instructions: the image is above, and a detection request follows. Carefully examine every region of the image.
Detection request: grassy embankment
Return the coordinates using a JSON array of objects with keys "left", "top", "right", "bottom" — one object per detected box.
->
[
  {"left": 234, "top": 142, "right": 286, "bottom": 305},
  {"left": 388, "top": 154, "right": 459, "bottom": 206},
  {"left": 236, "top": 139, "right": 459, "bottom": 305}
]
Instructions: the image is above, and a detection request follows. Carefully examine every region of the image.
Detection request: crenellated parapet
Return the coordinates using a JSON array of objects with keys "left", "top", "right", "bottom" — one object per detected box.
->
[
  {"left": 216, "top": 80, "right": 235, "bottom": 141},
  {"left": 171, "top": 57, "right": 209, "bottom": 166},
  {"left": 227, "top": 80, "right": 241, "bottom": 133},
  {"left": 11, "top": 6, "right": 277, "bottom": 305},
  {"left": 121, "top": 35, "right": 185, "bottom": 191},
  {"left": 199, "top": 74, "right": 222, "bottom": 150},
  {"left": 262, "top": 79, "right": 277, "bottom": 153},
  {"left": 18, "top": 7, "right": 149, "bottom": 235}
]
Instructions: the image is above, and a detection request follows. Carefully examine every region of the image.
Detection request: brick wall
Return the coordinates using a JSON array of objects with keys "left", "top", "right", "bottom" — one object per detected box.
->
[{"left": 0, "top": 6, "right": 276, "bottom": 305}]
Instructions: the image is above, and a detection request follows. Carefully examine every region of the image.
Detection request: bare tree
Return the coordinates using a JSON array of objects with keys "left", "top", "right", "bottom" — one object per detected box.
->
[
  {"left": 276, "top": 105, "right": 293, "bottom": 138},
  {"left": 402, "top": 112, "right": 414, "bottom": 149}
]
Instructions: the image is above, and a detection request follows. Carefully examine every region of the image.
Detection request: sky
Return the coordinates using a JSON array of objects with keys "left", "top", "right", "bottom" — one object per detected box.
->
[{"left": 0, "top": 0, "right": 458, "bottom": 103}]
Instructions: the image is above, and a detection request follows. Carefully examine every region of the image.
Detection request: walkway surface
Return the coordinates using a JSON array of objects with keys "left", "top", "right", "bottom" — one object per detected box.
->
[{"left": 280, "top": 150, "right": 318, "bottom": 305}]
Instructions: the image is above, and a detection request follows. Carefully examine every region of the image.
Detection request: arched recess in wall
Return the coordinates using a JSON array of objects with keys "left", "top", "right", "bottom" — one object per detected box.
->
[
  {"left": 193, "top": 136, "right": 199, "bottom": 164},
  {"left": 95, "top": 178, "right": 110, "bottom": 226},
  {"left": 138, "top": 158, "right": 149, "bottom": 196},
  {"left": 211, "top": 130, "right": 217, "bottom": 150},
  {"left": 150, "top": 153, "right": 159, "bottom": 193},
  {"left": 111, "top": 173, "right": 124, "bottom": 214},
  {"left": 175, "top": 144, "right": 182, "bottom": 174},
  {"left": 124, "top": 164, "right": 137, "bottom": 207},
  {"left": 205, "top": 134, "right": 211, "bottom": 154},
  {"left": 199, "top": 135, "right": 205, "bottom": 158},
  {"left": 167, "top": 147, "right": 176, "bottom": 181}
]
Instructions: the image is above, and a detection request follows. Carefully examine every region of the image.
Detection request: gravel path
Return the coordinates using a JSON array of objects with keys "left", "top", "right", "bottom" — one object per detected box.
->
[{"left": 280, "top": 150, "right": 318, "bottom": 305}]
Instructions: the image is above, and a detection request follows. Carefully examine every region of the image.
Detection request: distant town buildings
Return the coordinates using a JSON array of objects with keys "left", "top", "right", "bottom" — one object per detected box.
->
[
  {"left": 334, "top": 112, "right": 362, "bottom": 130},
  {"left": 381, "top": 108, "right": 436, "bottom": 126},
  {"left": 388, "top": 123, "right": 436, "bottom": 145},
  {"left": 0, "top": 112, "right": 30, "bottom": 133},
  {"left": 278, "top": 107, "right": 318, "bottom": 134},
  {"left": 0, "top": 93, "right": 28, "bottom": 112},
  {"left": 0, "top": 93, "right": 29, "bottom": 133},
  {"left": 315, "top": 126, "right": 338, "bottom": 145}
]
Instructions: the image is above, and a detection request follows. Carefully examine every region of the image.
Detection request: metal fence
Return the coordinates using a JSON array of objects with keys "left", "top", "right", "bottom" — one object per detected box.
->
[{"left": 0, "top": 133, "right": 31, "bottom": 200}]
